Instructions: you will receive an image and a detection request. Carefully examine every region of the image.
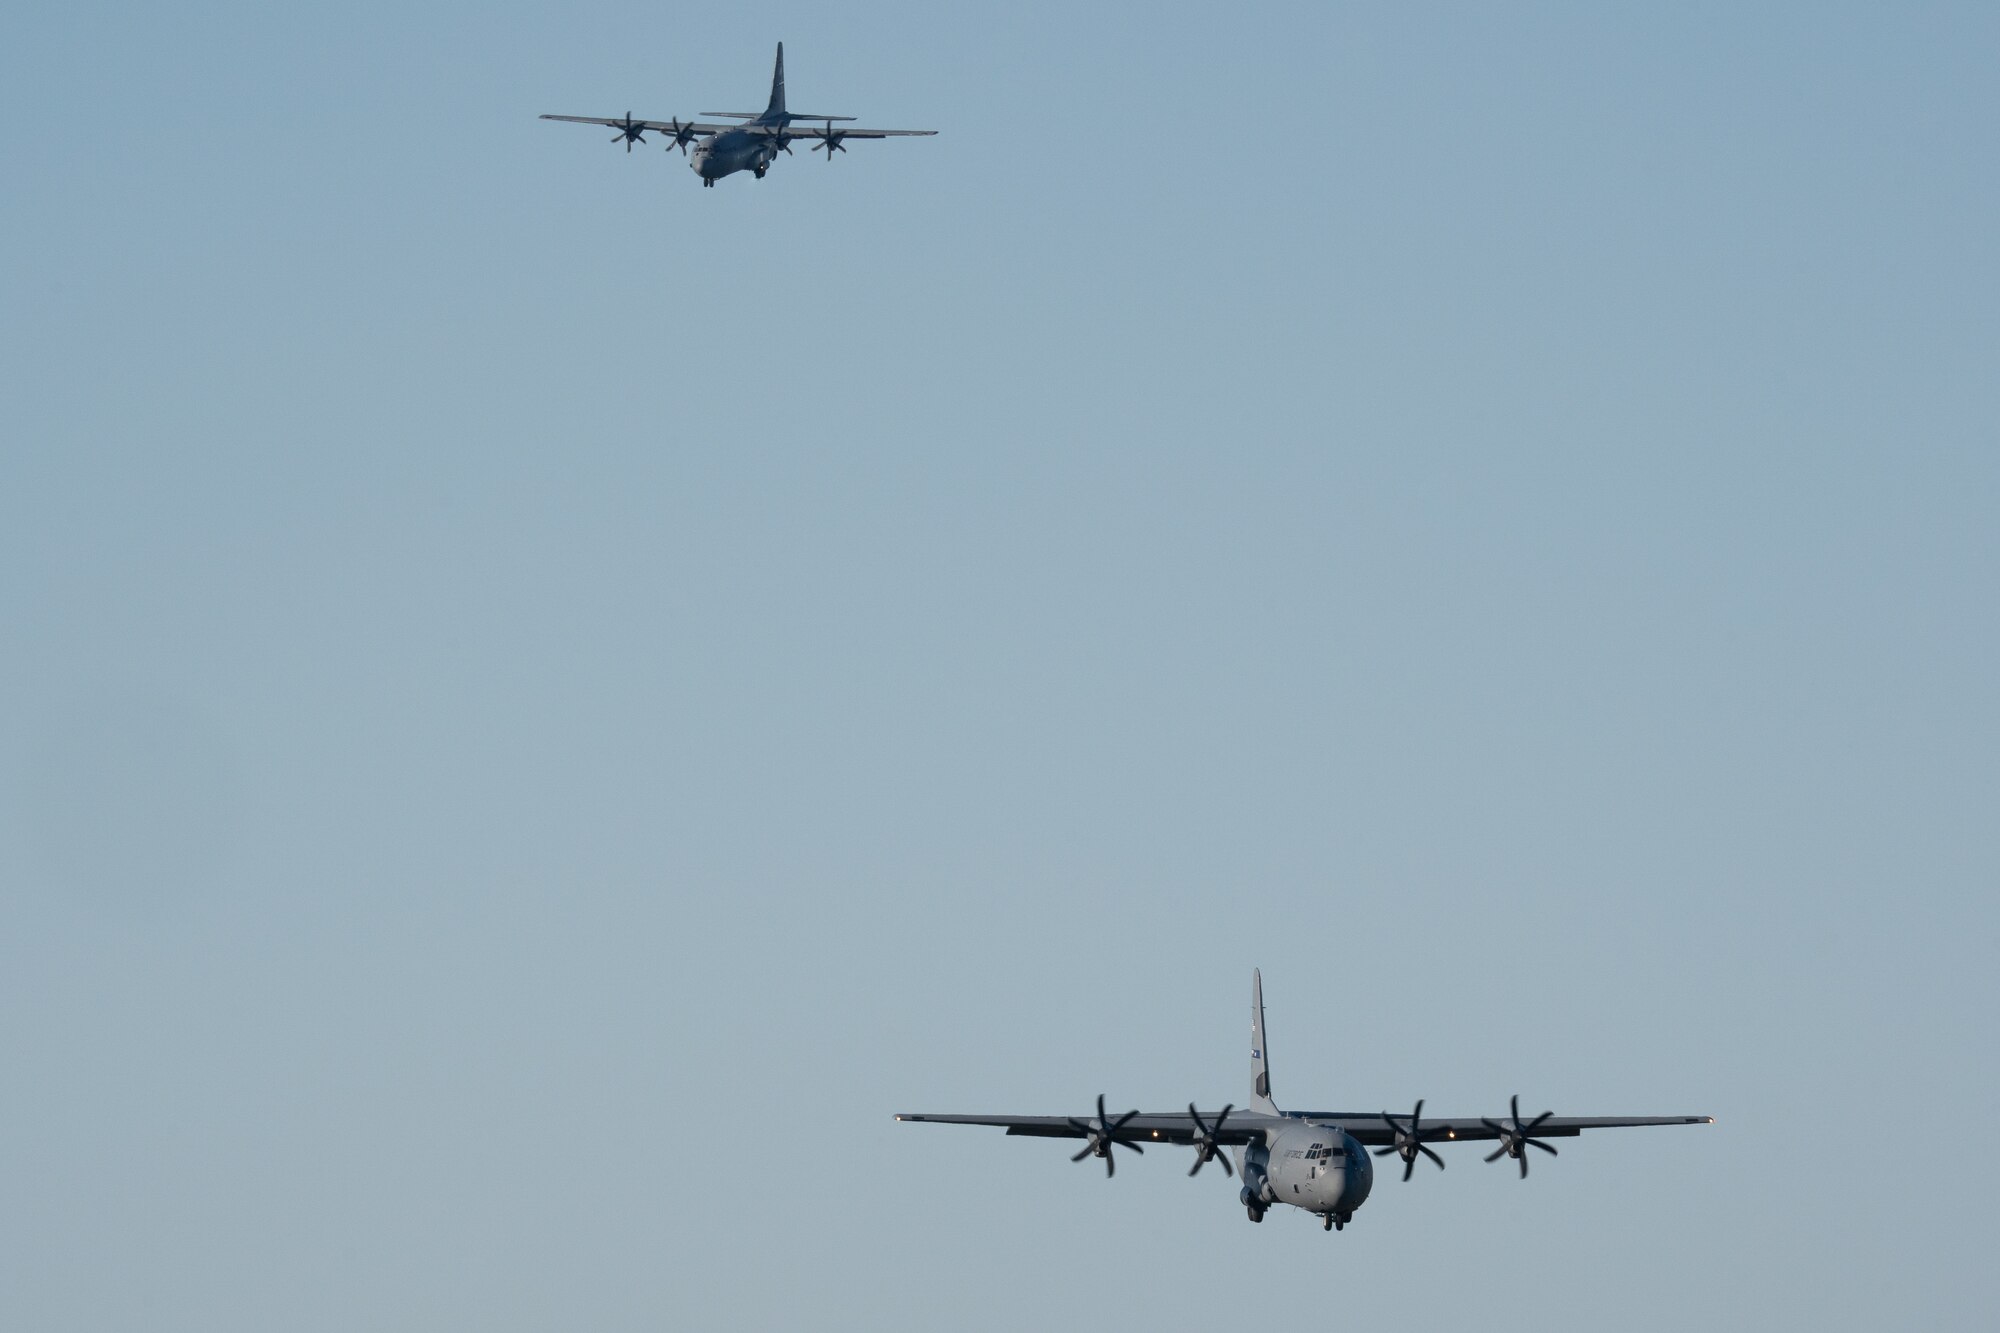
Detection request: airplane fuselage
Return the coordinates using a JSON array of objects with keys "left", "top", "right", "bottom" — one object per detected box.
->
[
  {"left": 690, "top": 124, "right": 780, "bottom": 184},
  {"left": 1242, "top": 1124, "right": 1375, "bottom": 1223}
]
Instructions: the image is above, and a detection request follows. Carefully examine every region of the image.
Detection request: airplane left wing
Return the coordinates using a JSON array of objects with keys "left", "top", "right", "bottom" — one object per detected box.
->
[
  {"left": 1293, "top": 1111, "right": 1714, "bottom": 1146},
  {"left": 753, "top": 124, "right": 937, "bottom": 140}
]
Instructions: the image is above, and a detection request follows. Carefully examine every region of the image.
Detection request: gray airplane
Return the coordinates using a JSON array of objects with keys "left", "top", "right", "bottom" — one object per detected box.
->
[
  {"left": 898, "top": 970, "right": 1711, "bottom": 1231},
  {"left": 541, "top": 43, "right": 934, "bottom": 187}
]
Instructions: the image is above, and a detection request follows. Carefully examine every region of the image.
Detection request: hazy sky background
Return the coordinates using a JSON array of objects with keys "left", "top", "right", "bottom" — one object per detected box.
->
[{"left": 3, "top": 2, "right": 1995, "bottom": 1329}]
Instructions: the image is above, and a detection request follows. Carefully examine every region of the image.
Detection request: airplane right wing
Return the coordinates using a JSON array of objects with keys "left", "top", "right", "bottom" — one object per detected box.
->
[
  {"left": 539, "top": 114, "right": 737, "bottom": 138},
  {"left": 894, "top": 1110, "right": 1273, "bottom": 1145}
]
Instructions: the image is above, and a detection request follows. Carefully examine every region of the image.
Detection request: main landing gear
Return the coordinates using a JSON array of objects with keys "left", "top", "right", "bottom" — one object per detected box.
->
[
  {"left": 753, "top": 167, "right": 767, "bottom": 179},
  {"left": 1245, "top": 1204, "right": 1265, "bottom": 1224}
]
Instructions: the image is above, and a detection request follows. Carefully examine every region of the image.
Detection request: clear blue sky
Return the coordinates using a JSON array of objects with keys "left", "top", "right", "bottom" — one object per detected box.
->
[{"left": 3, "top": 2, "right": 1996, "bottom": 1329}]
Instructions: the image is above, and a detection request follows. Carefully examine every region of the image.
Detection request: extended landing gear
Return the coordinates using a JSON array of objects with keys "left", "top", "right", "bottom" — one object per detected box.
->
[
  {"left": 1322, "top": 1211, "right": 1350, "bottom": 1232},
  {"left": 753, "top": 167, "right": 766, "bottom": 179},
  {"left": 1246, "top": 1204, "right": 1265, "bottom": 1224}
]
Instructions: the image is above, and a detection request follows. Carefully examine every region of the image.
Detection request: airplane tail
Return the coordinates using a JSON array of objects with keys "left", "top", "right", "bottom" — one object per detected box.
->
[
  {"left": 1250, "top": 968, "right": 1280, "bottom": 1116},
  {"left": 766, "top": 41, "right": 787, "bottom": 117},
  {"left": 711, "top": 44, "right": 851, "bottom": 124}
]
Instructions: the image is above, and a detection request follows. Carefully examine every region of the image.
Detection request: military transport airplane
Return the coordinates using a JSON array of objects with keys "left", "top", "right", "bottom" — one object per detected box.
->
[
  {"left": 541, "top": 43, "right": 934, "bottom": 187},
  {"left": 898, "top": 970, "right": 1711, "bottom": 1232}
]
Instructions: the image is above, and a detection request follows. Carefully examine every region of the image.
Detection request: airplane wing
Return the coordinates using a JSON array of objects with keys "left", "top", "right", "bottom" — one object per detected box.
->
[
  {"left": 896, "top": 1110, "right": 1710, "bottom": 1147},
  {"left": 1292, "top": 1111, "right": 1713, "bottom": 1147},
  {"left": 752, "top": 124, "right": 937, "bottom": 140},
  {"left": 895, "top": 1111, "right": 1273, "bottom": 1145},
  {"left": 539, "top": 114, "right": 738, "bottom": 136}
]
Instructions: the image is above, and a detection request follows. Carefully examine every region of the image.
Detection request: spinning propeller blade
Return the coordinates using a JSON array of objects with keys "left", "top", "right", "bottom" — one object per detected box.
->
[
  {"left": 610, "top": 112, "right": 646, "bottom": 151},
  {"left": 1187, "top": 1104, "right": 1235, "bottom": 1177},
  {"left": 815, "top": 118, "right": 848, "bottom": 161},
  {"left": 1372, "top": 1098, "right": 1446, "bottom": 1182},
  {"left": 1065, "top": 1094, "right": 1144, "bottom": 1178},
  {"left": 1480, "top": 1094, "right": 1559, "bottom": 1178}
]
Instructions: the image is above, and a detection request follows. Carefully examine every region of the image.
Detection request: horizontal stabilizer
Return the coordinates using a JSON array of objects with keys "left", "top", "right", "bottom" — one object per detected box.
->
[{"left": 702, "top": 110, "right": 858, "bottom": 122}]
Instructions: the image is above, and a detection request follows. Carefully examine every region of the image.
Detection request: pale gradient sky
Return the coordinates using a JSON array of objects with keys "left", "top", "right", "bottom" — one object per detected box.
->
[{"left": 3, "top": 2, "right": 1996, "bottom": 1330}]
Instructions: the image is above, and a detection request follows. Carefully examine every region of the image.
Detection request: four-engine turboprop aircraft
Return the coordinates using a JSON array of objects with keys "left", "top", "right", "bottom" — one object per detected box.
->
[
  {"left": 541, "top": 43, "right": 935, "bottom": 187},
  {"left": 898, "top": 970, "right": 1712, "bottom": 1231}
]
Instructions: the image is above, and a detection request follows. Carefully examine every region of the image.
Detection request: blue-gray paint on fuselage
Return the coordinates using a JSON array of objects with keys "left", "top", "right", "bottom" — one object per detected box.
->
[
  {"left": 1264, "top": 1124, "right": 1375, "bottom": 1218},
  {"left": 690, "top": 127, "right": 772, "bottom": 182}
]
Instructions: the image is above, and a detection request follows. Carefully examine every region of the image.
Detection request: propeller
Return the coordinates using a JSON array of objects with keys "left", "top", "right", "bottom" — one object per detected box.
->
[
  {"left": 664, "top": 119, "right": 700, "bottom": 156},
  {"left": 766, "top": 126, "right": 794, "bottom": 159},
  {"left": 1373, "top": 1098, "right": 1446, "bottom": 1182},
  {"left": 815, "top": 118, "right": 849, "bottom": 161},
  {"left": 610, "top": 112, "right": 647, "bottom": 152},
  {"left": 1066, "top": 1094, "right": 1146, "bottom": 1179},
  {"left": 1187, "top": 1103, "right": 1235, "bottom": 1177},
  {"left": 1481, "top": 1094, "right": 1559, "bottom": 1178}
]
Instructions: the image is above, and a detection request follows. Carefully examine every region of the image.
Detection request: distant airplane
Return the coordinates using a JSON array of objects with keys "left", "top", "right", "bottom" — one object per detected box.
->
[
  {"left": 898, "top": 970, "right": 1712, "bottom": 1231},
  {"left": 541, "top": 43, "right": 935, "bottom": 187}
]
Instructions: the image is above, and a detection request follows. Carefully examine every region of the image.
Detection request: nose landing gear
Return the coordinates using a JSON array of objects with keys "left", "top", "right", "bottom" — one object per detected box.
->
[{"left": 1322, "top": 1211, "right": 1350, "bottom": 1232}]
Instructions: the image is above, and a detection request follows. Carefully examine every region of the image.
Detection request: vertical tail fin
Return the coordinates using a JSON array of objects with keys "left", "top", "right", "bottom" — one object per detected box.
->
[
  {"left": 766, "top": 41, "right": 787, "bottom": 117},
  {"left": 1250, "top": 968, "right": 1280, "bottom": 1115}
]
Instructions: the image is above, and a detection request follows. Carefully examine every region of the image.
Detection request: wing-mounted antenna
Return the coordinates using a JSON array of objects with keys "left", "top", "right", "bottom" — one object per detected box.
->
[{"left": 1250, "top": 968, "right": 1280, "bottom": 1116}]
